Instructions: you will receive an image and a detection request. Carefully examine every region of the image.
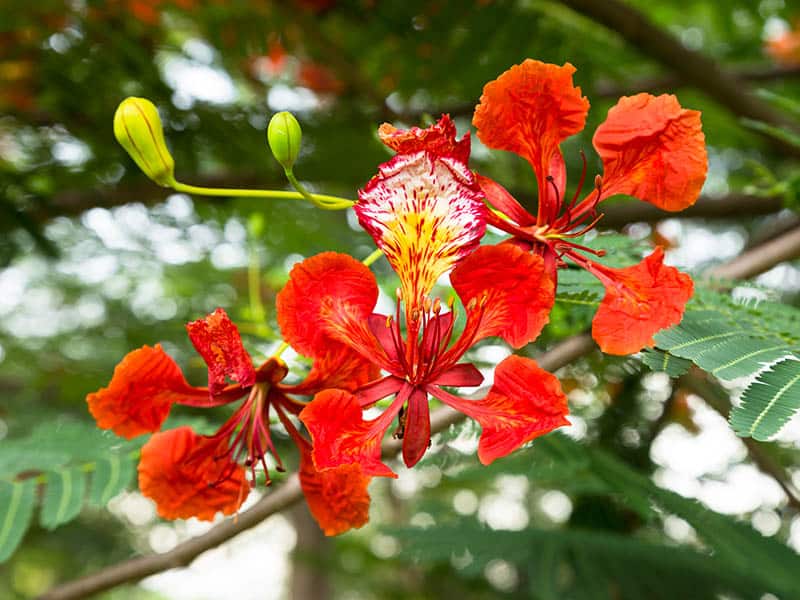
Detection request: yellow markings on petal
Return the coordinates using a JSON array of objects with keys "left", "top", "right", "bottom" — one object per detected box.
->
[{"left": 356, "top": 151, "right": 486, "bottom": 311}]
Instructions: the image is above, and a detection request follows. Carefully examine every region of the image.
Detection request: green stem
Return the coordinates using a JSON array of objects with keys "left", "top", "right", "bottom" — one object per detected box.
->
[
  {"left": 272, "top": 341, "right": 290, "bottom": 358},
  {"left": 362, "top": 248, "right": 384, "bottom": 266},
  {"left": 172, "top": 181, "right": 354, "bottom": 210},
  {"left": 283, "top": 169, "right": 354, "bottom": 210}
]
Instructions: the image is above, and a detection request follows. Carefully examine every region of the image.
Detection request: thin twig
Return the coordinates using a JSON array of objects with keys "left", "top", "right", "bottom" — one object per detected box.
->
[
  {"left": 594, "top": 65, "right": 800, "bottom": 99},
  {"left": 706, "top": 224, "right": 800, "bottom": 280},
  {"left": 16, "top": 186, "right": 785, "bottom": 235}
]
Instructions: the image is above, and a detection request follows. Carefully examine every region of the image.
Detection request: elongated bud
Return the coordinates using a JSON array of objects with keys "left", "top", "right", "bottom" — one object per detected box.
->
[
  {"left": 267, "top": 111, "right": 302, "bottom": 170},
  {"left": 113, "top": 97, "right": 176, "bottom": 187}
]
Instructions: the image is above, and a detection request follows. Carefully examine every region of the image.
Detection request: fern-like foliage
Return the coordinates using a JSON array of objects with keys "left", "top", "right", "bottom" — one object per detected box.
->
[
  {"left": 554, "top": 231, "right": 800, "bottom": 440},
  {"left": 391, "top": 434, "right": 800, "bottom": 599},
  {"left": 649, "top": 294, "right": 800, "bottom": 440},
  {"left": 0, "top": 420, "right": 140, "bottom": 562}
]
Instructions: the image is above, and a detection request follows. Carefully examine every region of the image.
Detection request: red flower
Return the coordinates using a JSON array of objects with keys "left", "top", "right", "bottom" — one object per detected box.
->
[
  {"left": 87, "top": 308, "right": 374, "bottom": 534},
  {"left": 283, "top": 251, "right": 567, "bottom": 476},
  {"left": 472, "top": 60, "right": 705, "bottom": 354},
  {"left": 279, "top": 120, "right": 568, "bottom": 476}
]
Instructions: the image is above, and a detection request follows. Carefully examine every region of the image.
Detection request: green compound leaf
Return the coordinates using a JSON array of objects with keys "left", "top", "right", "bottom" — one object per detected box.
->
[
  {"left": 641, "top": 348, "right": 692, "bottom": 377},
  {"left": 693, "top": 337, "right": 792, "bottom": 380},
  {"left": 40, "top": 468, "right": 87, "bottom": 530},
  {"left": 653, "top": 312, "right": 741, "bottom": 361},
  {"left": 730, "top": 358, "right": 800, "bottom": 441},
  {"left": 89, "top": 455, "right": 136, "bottom": 506},
  {"left": 0, "top": 480, "right": 36, "bottom": 562}
]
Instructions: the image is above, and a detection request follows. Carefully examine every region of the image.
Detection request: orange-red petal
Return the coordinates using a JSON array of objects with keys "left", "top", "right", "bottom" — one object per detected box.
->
[
  {"left": 591, "top": 247, "right": 694, "bottom": 355},
  {"left": 473, "top": 60, "right": 589, "bottom": 182},
  {"left": 299, "top": 389, "right": 403, "bottom": 478},
  {"left": 475, "top": 173, "right": 536, "bottom": 227},
  {"left": 280, "top": 342, "right": 381, "bottom": 395},
  {"left": 356, "top": 151, "right": 486, "bottom": 308},
  {"left": 186, "top": 308, "right": 256, "bottom": 395},
  {"left": 592, "top": 94, "right": 707, "bottom": 211},
  {"left": 450, "top": 244, "right": 555, "bottom": 349},
  {"left": 430, "top": 355, "right": 569, "bottom": 465},
  {"left": 378, "top": 114, "right": 470, "bottom": 164},
  {"left": 298, "top": 441, "right": 371, "bottom": 536},
  {"left": 138, "top": 427, "right": 248, "bottom": 521},
  {"left": 276, "top": 252, "right": 381, "bottom": 361},
  {"left": 87, "top": 344, "right": 206, "bottom": 439}
]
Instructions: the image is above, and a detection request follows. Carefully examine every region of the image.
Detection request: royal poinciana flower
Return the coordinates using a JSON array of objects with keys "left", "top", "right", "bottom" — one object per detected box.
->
[
  {"left": 281, "top": 122, "right": 569, "bottom": 476},
  {"left": 471, "top": 59, "right": 706, "bottom": 355},
  {"left": 87, "top": 308, "right": 375, "bottom": 535}
]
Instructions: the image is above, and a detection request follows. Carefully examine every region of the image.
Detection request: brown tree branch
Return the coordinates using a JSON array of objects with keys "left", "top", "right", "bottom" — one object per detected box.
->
[
  {"left": 557, "top": 0, "right": 800, "bottom": 154},
  {"left": 17, "top": 180, "right": 785, "bottom": 233},
  {"left": 706, "top": 223, "right": 800, "bottom": 279},
  {"left": 599, "top": 194, "right": 784, "bottom": 229},
  {"left": 594, "top": 65, "right": 800, "bottom": 99},
  {"left": 39, "top": 225, "right": 800, "bottom": 600}
]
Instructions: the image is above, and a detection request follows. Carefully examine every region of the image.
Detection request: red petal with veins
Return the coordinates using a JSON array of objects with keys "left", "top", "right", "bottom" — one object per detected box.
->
[
  {"left": 186, "top": 308, "right": 256, "bottom": 396},
  {"left": 138, "top": 427, "right": 248, "bottom": 521},
  {"left": 432, "top": 363, "right": 484, "bottom": 387},
  {"left": 355, "top": 376, "right": 404, "bottom": 408},
  {"left": 593, "top": 94, "right": 707, "bottom": 211},
  {"left": 473, "top": 60, "right": 589, "bottom": 188},
  {"left": 402, "top": 387, "right": 431, "bottom": 468},
  {"left": 591, "top": 247, "right": 694, "bottom": 355},
  {"left": 298, "top": 441, "right": 372, "bottom": 536},
  {"left": 87, "top": 345, "right": 207, "bottom": 439},
  {"left": 300, "top": 389, "right": 404, "bottom": 478},
  {"left": 356, "top": 151, "right": 486, "bottom": 307},
  {"left": 476, "top": 173, "right": 536, "bottom": 227},
  {"left": 430, "top": 355, "right": 569, "bottom": 465},
  {"left": 276, "top": 252, "right": 381, "bottom": 362},
  {"left": 450, "top": 244, "right": 555, "bottom": 349},
  {"left": 378, "top": 114, "right": 470, "bottom": 163}
]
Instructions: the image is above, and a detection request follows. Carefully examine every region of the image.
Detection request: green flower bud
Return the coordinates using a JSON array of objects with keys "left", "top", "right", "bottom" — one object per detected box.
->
[
  {"left": 113, "top": 97, "right": 176, "bottom": 187},
  {"left": 267, "top": 111, "right": 302, "bottom": 171}
]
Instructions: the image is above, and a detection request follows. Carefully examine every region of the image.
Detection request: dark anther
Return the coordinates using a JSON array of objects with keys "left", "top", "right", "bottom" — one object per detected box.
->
[{"left": 393, "top": 406, "right": 407, "bottom": 440}]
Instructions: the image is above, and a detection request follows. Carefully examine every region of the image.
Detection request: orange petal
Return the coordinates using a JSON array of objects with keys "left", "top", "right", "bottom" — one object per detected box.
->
[
  {"left": 87, "top": 345, "right": 206, "bottom": 439},
  {"left": 473, "top": 60, "right": 589, "bottom": 182},
  {"left": 138, "top": 427, "right": 248, "bottom": 521},
  {"left": 355, "top": 150, "right": 486, "bottom": 308},
  {"left": 298, "top": 441, "right": 371, "bottom": 536},
  {"left": 276, "top": 252, "right": 380, "bottom": 360},
  {"left": 378, "top": 114, "right": 470, "bottom": 163},
  {"left": 430, "top": 355, "right": 569, "bottom": 465},
  {"left": 591, "top": 247, "right": 694, "bottom": 355},
  {"left": 475, "top": 173, "right": 536, "bottom": 227},
  {"left": 186, "top": 308, "right": 256, "bottom": 395},
  {"left": 592, "top": 94, "right": 707, "bottom": 211},
  {"left": 450, "top": 244, "right": 554, "bottom": 349},
  {"left": 299, "top": 389, "right": 403, "bottom": 478}
]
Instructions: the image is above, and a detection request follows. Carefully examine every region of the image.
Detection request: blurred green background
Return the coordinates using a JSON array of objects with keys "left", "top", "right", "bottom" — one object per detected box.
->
[{"left": 2, "top": 1, "right": 800, "bottom": 598}]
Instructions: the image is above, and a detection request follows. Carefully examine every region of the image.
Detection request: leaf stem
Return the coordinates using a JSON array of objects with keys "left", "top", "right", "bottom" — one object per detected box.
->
[{"left": 172, "top": 181, "right": 354, "bottom": 210}]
